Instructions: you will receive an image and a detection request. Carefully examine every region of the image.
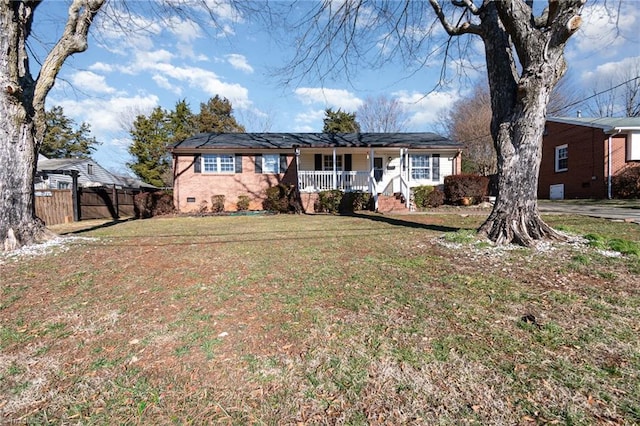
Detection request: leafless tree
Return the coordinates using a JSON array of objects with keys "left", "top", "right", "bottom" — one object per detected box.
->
[
  {"left": 357, "top": 95, "right": 408, "bottom": 132},
  {"left": 0, "top": 0, "right": 249, "bottom": 251},
  {"left": 448, "top": 76, "right": 582, "bottom": 176},
  {"left": 281, "top": 0, "right": 589, "bottom": 245},
  {"left": 447, "top": 85, "right": 496, "bottom": 176},
  {"left": 587, "top": 60, "right": 640, "bottom": 117}
]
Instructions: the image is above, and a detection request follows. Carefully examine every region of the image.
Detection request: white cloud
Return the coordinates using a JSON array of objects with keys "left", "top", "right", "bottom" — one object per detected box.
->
[
  {"left": 294, "top": 88, "right": 363, "bottom": 111},
  {"left": 95, "top": 9, "right": 163, "bottom": 53},
  {"left": 572, "top": 4, "right": 638, "bottom": 58},
  {"left": 226, "top": 54, "right": 254, "bottom": 74},
  {"left": 88, "top": 62, "right": 114, "bottom": 73},
  {"left": 70, "top": 71, "right": 116, "bottom": 95},
  {"left": 152, "top": 74, "right": 182, "bottom": 95},
  {"left": 393, "top": 90, "right": 459, "bottom": 129},
  {"left": 295, "top": 109, "right": 326, "bottom": 125},
  {"left": 56, "top": 94, "right": 160, "bottom": 135},
  {"left": 581, "top": 56, "right": 640, "bottom": 84},
  {"left": 150, "top": 63, "right": 251, "bottom": 109},
  {"left": 167, "top": 17, "right": 203, "bottom": 43}
]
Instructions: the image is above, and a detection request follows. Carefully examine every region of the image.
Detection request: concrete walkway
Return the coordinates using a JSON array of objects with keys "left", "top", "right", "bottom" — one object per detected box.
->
[{"left": 538, "top": 200, "right": 640, "bottom": 224}]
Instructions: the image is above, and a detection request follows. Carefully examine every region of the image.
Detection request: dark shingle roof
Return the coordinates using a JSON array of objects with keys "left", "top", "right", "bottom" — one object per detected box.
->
[{"left": 171, "top": 132, "right": 462, "bottom": 151}]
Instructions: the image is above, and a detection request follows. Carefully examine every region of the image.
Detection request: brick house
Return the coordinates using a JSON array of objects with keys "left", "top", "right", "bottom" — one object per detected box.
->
[
  {"left": 170, "top": 133, "right": 462, "bottom": 213},
  {"left": 539, "top": 117, "right": 640, "bottom": 199}
]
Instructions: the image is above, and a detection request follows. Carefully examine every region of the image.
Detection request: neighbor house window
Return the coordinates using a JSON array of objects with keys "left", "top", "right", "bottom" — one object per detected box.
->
[
  {"left": 57, "top": 181, "right": 70, "bottom": 189},
  {"left": 323, "top": 155, "right": 343, "bottom": 171},
  {"left": 262, "top": 154, "right": 280, "bottom": 174},
  {"left": 203, "top": 154, "right": 235, "bottom": 173},
  {"left": 87, "top": 164, "right": 93, "bottom": 175},
  {"left": 555, "top": 145, "right": 568, "bottom": 172},
  {"left": 410, "top": 154, "right": 431, "bottom": 180}
]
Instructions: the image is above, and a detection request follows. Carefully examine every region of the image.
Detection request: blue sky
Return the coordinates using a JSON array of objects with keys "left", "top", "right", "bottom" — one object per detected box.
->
[{"left": 33, "top": 1, "right": 640, "bottom": 174}]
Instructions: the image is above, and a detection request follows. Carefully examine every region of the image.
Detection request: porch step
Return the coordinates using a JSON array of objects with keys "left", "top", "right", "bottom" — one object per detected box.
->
[{"left": 377, "top": 194, "right": 410, "bottom": 213}]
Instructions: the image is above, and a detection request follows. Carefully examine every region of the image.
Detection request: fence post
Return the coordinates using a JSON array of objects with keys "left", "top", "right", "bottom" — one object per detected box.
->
[
  {"left": 112, "top": 185, "right": 120, "bottom": 218},
  {"left": 71, "top": 171, "right": 80, "bottom": 221}
]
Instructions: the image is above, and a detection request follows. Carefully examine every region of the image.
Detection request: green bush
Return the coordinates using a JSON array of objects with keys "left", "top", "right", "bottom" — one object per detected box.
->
[
  {"left": 413, "top": 186, "right": 445, "bottom": 209},
  {"left": 444, "top": 175, "right": 489, "bottom": 205},
  {"left": 316, "top": 190, "right": 343, "bottom": 213},
  {"left": 412, "top": 185, "right": 434, "bottom": 208},
  {"left": 316, "top": 190, "right": 372, "bottom": 214},
  {"left": 211, "top": 195, "right": 225, "bottom": 213},
  {"left": 341, "top": 191, "right": 372, "bottom": 212},
  {"left": 236, "top": 195, "right": 250, "bottom": 211},
  {"left": 263, "top": 184, "right": 301, "bottom": 213}
]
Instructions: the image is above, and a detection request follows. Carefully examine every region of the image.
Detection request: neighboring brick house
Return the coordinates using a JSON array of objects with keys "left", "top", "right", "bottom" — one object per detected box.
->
[
  {"left": 539, "top": 117, "right": 640, "bottom": 199},
  {"left": 170, "top": 133, "right": 463, "bottom": 213}
]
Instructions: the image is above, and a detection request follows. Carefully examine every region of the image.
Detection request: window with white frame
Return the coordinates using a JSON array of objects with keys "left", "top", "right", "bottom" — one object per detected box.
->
[
  {"left": 57, "top": 181, "right": 70, "bottom": 189},
  {"left": 323, "top": 155, "right": 343, "bottom": 171},
  {"left": 203, "top": 154, "right": 235, "bottom": 173},
  {"left": 410, "top": 154, "right": 431, "bottom": 180},
  {"left": 555, "top": 145, "right": 568, "bottom": 172},
  {"left": 262, "top": 154, "right": 280, "bottom": 173}
]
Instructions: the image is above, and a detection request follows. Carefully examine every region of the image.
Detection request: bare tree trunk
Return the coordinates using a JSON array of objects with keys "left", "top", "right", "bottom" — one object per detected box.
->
[
  {"left": 0, "top": 1, "right": 48, "bottom": 250},
  {"left": 473, "top": 0, "right": 580, "bottom": 246},
  {"left": 0, "top": 0, "right": 103, "bottom": 251}
]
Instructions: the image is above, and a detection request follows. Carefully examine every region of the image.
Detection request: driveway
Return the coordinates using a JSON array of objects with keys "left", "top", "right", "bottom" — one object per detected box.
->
[{"left": 538, "top": 200, "right": 640, "bottom": 224}]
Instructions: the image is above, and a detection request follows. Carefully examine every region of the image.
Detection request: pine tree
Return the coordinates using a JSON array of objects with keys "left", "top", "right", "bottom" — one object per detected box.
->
[
  {"left": 195, "top": 95, "right": 245, "bottom": 133},
  {"left": 322, "top": 108, "right": 361, "bottom": 133},
  {"left": 41, "top": 106, "right": 99, "bottom": 159},
  {"left": 128, "top": 107, "right": 171, "bottom": 187}
]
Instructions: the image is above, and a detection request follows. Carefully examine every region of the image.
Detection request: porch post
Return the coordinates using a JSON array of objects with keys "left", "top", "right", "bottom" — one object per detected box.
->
[
  {"left": 369, "top": 147, "right": 377, "bottom": 211},
  {"left": 332, "top": 148, "right": 337, "bottom": 190}
]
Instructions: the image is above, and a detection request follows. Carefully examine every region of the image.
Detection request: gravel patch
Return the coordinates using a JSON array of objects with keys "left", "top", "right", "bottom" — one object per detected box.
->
[{"left": 0, "top": 236, "right": 96, "bottom": 265}]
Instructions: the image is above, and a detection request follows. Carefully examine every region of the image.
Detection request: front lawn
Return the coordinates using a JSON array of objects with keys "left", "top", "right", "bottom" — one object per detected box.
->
[{"left": 1, "top": 213, "right": 638, "bottom": 424}]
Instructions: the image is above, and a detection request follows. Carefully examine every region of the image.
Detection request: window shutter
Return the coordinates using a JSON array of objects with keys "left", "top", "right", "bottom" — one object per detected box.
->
[
  {"left": 235, "top": 154, "right": 243, "bottom": 173},
  {"left": 279, "top": 154, "right": 288, "bottom": 173},
  {"left": 314, "top": 154, "right": 322, "bottom": 171},
  {"left": 194, "top": 155, "right": 201, "bottom": 173},
  {"left": 255, "top": 154, "right": 262, "bottom": 173},
  {"left": 345, "top": 154, "right": 352, "bottom": 171},
  {"left": 432, "top": 154, "right": 440, "bottom": 180}
]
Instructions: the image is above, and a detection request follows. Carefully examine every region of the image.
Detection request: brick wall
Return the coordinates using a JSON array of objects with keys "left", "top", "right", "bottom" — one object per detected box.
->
[
  {"left": 539, "top": 122, "right": 609, "bottom": 199},
  {"left": 173, "top": 153, "right": 296, "bottom": 212}
]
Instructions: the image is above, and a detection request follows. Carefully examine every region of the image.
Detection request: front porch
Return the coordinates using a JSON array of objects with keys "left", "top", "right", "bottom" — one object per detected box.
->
[{"left": 295, "top": 148, "right": 421, "bottom": 210}]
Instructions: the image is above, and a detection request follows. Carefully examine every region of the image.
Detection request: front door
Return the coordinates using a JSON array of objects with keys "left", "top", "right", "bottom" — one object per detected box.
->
[{"left": 373, "top": 157, "right": 383, "bottom": 182}]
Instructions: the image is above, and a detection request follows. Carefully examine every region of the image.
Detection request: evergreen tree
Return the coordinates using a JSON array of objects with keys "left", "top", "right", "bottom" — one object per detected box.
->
[
  {"left": 127, "top": 107, "right": 171, "bottom": 187},
  {"left": 41, "top": 106, "right": 99, "bottom": 159},
  {"left": 167, "top": 99, "right": 196, "bottom": 144},
  {"left": 195, "top": 95, "right": 245, "bottom": 133},
  {"left": 322, "top": 108, "right": 361, "bottom": 133}
]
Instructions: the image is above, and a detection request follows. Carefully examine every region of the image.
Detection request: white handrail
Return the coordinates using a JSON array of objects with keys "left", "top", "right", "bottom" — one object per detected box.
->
[{"left": 298, "top": 171, "right": 369, "bottom": 192}]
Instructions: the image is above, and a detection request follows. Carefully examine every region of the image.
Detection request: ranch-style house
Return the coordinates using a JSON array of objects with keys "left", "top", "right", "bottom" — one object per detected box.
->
[{"left": 170, "top": 132, "right": 463, "bottom": 213}]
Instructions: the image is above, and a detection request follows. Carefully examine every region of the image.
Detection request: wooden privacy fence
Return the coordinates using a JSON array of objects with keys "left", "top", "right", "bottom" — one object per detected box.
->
[
  {"left": 35, "top": 189, "right": 74, "bottom": 226},
  {"left": 35, "top": 186, "right": 147, "bottom": 226}
]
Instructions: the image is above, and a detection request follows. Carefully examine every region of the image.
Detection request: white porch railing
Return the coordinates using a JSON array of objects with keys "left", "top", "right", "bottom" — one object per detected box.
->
[{"left": 298, "top": 171, "right": 370, "bottom": 192}]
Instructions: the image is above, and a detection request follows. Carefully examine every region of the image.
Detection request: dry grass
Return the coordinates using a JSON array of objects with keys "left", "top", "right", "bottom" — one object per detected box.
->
[{"left": 1, "top": 213, "right": 639, "bottom": 424}]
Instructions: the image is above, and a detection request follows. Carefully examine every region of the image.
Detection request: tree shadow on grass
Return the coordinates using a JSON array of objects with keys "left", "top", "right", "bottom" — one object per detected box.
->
[
  {"left": 348, "top": 212, "right": 464, "bottom": 233},
  {"left": 58, "top": 218, "right": 135, "bottom": 235}
]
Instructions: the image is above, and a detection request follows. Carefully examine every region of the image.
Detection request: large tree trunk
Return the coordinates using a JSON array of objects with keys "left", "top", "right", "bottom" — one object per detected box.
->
[
  {"left": 475, "top": 0, "right": 582, "bottom": 246},
  {"left": 1, "top": 0, "right": 103, "bottom": 251},
  {"left": 0, "top": 1, "right": 49, "bottom": 251}
]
